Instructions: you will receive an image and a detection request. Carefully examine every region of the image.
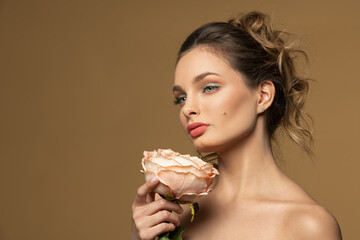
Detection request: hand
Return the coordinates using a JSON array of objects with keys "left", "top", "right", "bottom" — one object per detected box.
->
[{"left": 131, "top": 176, "right": 184, "bottom": 240}]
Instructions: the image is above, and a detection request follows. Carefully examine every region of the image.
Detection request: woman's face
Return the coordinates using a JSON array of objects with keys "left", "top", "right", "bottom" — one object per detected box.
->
[{"left": 173, "top": 47, "right": 260, "bottom": 153}]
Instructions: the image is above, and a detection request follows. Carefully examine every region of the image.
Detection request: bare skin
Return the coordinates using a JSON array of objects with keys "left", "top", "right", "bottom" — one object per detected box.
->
[
  {"left": 177, "top": 117, "right": 341, "bottom": 239},
  {"left": 131, "top": 47, "right": 342, "bottom": 239},
  {"left": 175, "top": 47, "right": 341, "bottom": 239},
  {"left": 133, "top": 140, "right": 341, "bottom": 240}
]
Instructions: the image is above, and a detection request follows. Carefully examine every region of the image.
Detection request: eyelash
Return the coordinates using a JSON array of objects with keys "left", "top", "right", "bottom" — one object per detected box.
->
[
  {"left": 202, "top": 84, "right": 220, "bottom": 93},
  {"left": 173, "top": 83, "right": 221, "bottom": 105},
  {"left": 173, "top": 95, "right": 186, "bottom": 105}
]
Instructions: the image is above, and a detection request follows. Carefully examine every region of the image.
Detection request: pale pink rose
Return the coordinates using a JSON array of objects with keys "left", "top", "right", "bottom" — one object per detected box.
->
[{"left": 141, "top": 149, "right": 219, "bottom": 203}]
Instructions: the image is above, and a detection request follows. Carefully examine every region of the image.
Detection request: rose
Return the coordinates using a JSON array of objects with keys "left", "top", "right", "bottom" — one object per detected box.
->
[
  {"left": 141, "top": 149, "right": 219, "bottom": 203},
  {"left": 140, "top": 149, "right": 219, "bottom": 240}
]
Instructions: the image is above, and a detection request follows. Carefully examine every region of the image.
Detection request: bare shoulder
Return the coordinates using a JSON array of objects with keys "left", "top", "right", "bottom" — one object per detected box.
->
[{"left": 285, "top": 202, "right": 342, "bottom": 240}]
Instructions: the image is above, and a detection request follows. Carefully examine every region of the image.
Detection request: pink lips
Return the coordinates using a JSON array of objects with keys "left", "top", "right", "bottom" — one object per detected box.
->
[{"left": 187, "top": 122, "right": 210, "bottom": 137}]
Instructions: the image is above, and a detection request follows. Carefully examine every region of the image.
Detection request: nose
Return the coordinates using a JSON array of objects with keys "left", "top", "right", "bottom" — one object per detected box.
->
[{"left": 181, "top": 96, "right": 199, "bottom": 119}]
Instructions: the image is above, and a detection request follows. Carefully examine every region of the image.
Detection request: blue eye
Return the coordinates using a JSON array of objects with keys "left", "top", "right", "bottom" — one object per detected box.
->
[
  {"left": 202, "top": 83, "right": 221, "bottom": 93},
  {"left": 173, "top": 95, "right": 186, "bottom": 105}
]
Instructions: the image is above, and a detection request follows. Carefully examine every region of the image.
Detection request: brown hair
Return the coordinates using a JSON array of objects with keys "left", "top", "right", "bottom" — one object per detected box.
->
[{"left": 177, "top": 11, "right": 313, "bottom": 156}]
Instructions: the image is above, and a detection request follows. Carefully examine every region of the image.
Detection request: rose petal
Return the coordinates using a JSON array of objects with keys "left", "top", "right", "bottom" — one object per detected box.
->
[
  {"left": 172, "top": 155, "right": 201, "bottom": 167},
  {"left": 141, "top": 149, "right": 219, "bottom": 202},
  {"left": 157, "top": 170, "right": 209, "bottom": 198},
  {"left": 142, "top": 159, "right": 162, "bottom": 172},
  {"left": 143, "top": 171, "right": 172, "bottom": 196},
  {"left": 143, "top": 151, "right": 155, "bottom": 160},
  {"left": 163, "top": 165, "right": 215, "bottom": 178},
  {"left": 144, "top": 154, "right": 180, "bottom": 167},
  {"left": 177, "top": 192, "right": 209, "bottom": 202},
  {"left": 189, "top": 156, "right": 208, "bottom": 167},
  {"left": 157, "top": 150, "right": 197, "bottom": 167},
  {"left": 143, "top": 159, "right": 216, "bottom": 179}
]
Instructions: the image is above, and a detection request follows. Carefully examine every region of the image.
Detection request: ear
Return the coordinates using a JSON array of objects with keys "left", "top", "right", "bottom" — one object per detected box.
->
[{"left": 257, "top": 81, "right": 275, "bottom": 114}]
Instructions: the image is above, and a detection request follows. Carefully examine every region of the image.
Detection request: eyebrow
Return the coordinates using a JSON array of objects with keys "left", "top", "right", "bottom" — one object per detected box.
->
[{"left": 172, "top": 72, "right": 221, "bottom": 92}]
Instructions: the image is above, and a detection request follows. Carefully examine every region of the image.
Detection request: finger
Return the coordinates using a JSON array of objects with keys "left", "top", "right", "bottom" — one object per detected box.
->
[
  {"left": 146, "top": 198, "right": 184, "bottom": 215},
  {"left": 134, "top": 176, "right": 159, "bottom": 206},
  {"left": 151, "top": 210, "right": 180, "bottom": 227},
  {"left": 135, "top": 209, "right": 180, "bottom": 230},
  {"left": 143, "top": 223, "right": 176, "bottom": 240},
  {"left": 146, "top": 191, "right": 155, "bottom": 203}
]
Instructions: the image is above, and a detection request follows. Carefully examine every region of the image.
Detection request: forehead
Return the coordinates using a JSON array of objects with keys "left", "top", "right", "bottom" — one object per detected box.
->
[{"left": 174, "top": 47, "right": 233, "bottom": 85}]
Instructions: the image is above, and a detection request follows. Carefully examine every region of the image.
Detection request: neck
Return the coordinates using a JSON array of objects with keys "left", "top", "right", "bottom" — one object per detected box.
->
[{"left": 212, "top": 117, "right": 283, "bottom": 203}]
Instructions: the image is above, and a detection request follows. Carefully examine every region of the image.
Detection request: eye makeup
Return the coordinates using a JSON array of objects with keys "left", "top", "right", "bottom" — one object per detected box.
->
[
  {"left": 173, "top": 94, "right": 186, "bottom": 105},
  {"left": 201, "top": 82, "right": 221, "bottom": 93}
]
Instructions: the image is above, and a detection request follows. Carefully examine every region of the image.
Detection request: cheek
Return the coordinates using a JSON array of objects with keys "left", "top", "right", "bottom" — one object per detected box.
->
[
  {"left": 179, "top": 112, "right": 187, "bottom": 130},
  {"left": 213, "top": 88, "right": 254, "bottom": 119},
  {"left": 212, "top": 88, "right": 257, "bottom": 132}
]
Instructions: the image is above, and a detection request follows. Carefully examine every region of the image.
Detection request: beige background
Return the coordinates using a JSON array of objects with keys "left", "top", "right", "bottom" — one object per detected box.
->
[{"left": 0, "top": 0, "right": 359, "bottom": 239}]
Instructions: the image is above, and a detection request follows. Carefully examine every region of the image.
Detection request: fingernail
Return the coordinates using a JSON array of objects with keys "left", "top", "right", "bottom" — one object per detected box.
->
[{"left": 150, "top": 176, "right": 158, "bottom": 183}]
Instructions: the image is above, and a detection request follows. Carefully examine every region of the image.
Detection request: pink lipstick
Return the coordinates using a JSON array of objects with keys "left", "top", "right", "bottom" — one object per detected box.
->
[{"left": 187, "top": 122, "right": 210, "bottom": 137}]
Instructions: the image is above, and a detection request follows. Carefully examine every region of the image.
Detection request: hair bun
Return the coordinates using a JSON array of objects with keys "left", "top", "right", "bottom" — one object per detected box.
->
[
  {"left": 228, "top": 11, "right": 268, "bottom": 34},
  {"left": 228, "top": 12, "right": 313, "bottom": 155},
  {"left": 228, "top": 11, "right": 287, "bottom": 59}
]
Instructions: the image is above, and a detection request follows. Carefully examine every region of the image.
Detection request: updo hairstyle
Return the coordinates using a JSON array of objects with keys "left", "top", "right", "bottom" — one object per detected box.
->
[{"left": 177, "top": 11, "right": 313, "bottom": 156}]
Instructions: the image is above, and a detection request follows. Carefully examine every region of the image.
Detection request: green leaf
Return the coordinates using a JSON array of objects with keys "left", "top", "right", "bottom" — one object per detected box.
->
[
  {"left": 160, "top": 192, "right": 175, "bottom": 202},
  {"left": 158, "top": 231, "right": 170, "bottom": 240},
  {"left": 164, "top": 192, "right": 175, "bottom": 201},
  {"left": 168, "top": 226, "right": 186, "bottom": 240},
  {"left": 158, "top": 226, "right": 186, "bottom": 240}
]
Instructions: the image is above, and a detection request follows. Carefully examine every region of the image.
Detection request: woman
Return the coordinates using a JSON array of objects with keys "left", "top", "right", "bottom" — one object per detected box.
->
[{"left": 131, "top": 11, "right": 342, "bottom": 239}]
